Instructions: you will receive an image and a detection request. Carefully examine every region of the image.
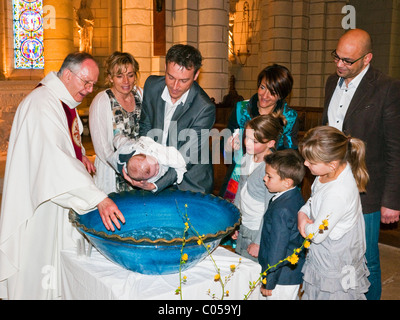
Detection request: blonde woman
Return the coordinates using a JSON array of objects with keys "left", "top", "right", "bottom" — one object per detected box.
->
[{"left": 89, "top": 51, "right": 142, "bottom": 194}]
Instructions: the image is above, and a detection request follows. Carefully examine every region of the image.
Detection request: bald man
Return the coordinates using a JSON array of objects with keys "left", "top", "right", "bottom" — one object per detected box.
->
[{"left": 322, "top": 28, "right": 400, "bottom": 300}]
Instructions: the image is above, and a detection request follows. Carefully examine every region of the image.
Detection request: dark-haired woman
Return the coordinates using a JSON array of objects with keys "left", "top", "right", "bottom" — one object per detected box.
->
[{"left": 220, "top": 64, "right": 299, "bottom": 202}]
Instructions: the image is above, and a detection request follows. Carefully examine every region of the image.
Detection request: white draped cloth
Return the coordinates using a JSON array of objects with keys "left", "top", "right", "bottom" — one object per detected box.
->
[
  {"left": 61, "top": 246, "right": 263, "bottom": 300},
  {"left": 0, "top": 72, "right": 107, "bottom": 300}
]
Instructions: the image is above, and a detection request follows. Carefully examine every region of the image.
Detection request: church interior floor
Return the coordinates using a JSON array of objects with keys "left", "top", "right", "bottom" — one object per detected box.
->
[{"left": 0, "top": 134, "right": 398, "bottom": 300}]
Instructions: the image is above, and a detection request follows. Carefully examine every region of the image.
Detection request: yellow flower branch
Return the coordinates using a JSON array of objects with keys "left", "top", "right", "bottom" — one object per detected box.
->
[
  {"left": 243, "top": 215, "right": 330, "bottom": 300},
  {"left": 175, "top": 219, "right": 190, "bottom": 299},
  {"left": 207, "top": 259, "right": 242, "bottom": 299},
  {"left": 176, "top": 201, "right": 238, "bottom": 300},
  {"left": 175, "top": 200, "right": 329, "bottom": 300}
]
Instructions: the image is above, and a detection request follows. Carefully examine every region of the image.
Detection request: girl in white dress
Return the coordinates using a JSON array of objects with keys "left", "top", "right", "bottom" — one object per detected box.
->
[{"left": 298, "top": 126, "right": 370, "bottom": 300}]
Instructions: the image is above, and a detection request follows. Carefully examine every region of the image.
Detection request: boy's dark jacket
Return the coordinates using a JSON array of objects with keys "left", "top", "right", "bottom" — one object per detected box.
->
[{"left": 258, "top": 188, "right": 305, "bottom": 290}]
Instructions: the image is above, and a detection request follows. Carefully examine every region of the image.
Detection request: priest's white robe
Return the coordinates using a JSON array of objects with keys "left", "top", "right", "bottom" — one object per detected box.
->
[{"left": 0, "top": 72, "right": 108, "bottom": 300}]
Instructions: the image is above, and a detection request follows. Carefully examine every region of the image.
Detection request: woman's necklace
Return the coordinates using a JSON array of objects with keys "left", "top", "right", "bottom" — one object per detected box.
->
[{"left": 112, "top": 88, "right": 135, "bottom": 112}]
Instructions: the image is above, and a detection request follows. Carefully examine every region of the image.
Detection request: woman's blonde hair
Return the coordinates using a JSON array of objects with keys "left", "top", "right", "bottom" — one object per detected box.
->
[
  {"left": 105, "top": 51, "right": 139, "bottom": 87},
  {"left": 299, "top": 126, "right": 369, "bottom": 192}
]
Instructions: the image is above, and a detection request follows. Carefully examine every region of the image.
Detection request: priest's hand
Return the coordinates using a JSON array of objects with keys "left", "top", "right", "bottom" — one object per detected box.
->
[
  {"left": 82, "top": 155, "right": 96, "bottom": 175},
  {"left": 122, "top": 168, "right": 156, "bottom": 191},
  {"left": 97, "top": 197, "right": 125, "bottom": 232}
]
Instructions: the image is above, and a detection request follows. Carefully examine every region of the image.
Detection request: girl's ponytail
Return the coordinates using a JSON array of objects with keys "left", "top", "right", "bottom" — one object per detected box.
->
[{"left": 347, "top": 136, "right": 369, "bottom": 192}]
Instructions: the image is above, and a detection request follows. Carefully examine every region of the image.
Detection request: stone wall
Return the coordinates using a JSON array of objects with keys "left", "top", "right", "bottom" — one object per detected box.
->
[
  {"left": 229, "top": 0, "right": 400, "bottom": 109},
  {"left": 72, "top": 0, "right": 122, "bottom": 86},
  {"left": 229, "top": 0, "right": 347, "bottom": 108},
  {"left": 349, "top": 0, "right": 400, "bottom": 79},
  {"left": 1, "top": 0, "right": 400, "bottom": 155},
  {"left": 122, "top": 0, "right": 230, "bottom": 103},
  {"left": 197, "top": 0, "right": 230, "bottom": 103},
  {"left": 0, "top": 80, "right": 38, "bottom": 154}
]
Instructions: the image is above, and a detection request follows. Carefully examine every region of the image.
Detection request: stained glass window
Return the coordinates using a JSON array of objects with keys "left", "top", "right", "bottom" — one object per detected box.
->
[{"left": 13, "top": 0, "right": 44, "bottom": 69}]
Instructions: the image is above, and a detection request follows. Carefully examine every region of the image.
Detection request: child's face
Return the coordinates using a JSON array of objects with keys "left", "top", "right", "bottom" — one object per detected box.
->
[
  {"left": 244, "top": 128, "right": 270, "bottom": 156},
  {"left": 303, "top": 159, "right": 331, "bottom": 177},
  {"left": 263, "top": 164, "right": 292, "bottom": 193}
]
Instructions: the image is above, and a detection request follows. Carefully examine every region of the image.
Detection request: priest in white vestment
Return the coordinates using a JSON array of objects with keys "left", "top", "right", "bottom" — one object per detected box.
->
[{"left": 0, "top": 52, "right": 125, "bottom": 300}]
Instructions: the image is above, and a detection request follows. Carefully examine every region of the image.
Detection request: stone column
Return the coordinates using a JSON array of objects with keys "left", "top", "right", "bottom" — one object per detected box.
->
[
  {"left": 43, "top": 0, "right": 74, "bottom": 74},
  {"left": 0, "top": 0, "right": 5, "bottom": 80},
  {"left": 198, "top": 0, "right": 229, "bottom": 103},
  {"left": 305, "top": 0, "right": 345, "bottom": 107},
  {"left": 108, "top": 0, "right": 122, "bottom": 54},
  {"left": 123, "top": 0, "right": 153, "bottom": 83},
  {"left": 260, "top": 0, "right": 293, "bottom": 67}
]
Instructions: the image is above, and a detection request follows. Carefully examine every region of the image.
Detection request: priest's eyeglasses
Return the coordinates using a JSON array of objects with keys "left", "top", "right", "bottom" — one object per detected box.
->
[
  {"left": 70, "top": 71, "right": 98, "bottom": 90},
  {"left": 331, "top": 50, "right": 369, "bottom": 66}
]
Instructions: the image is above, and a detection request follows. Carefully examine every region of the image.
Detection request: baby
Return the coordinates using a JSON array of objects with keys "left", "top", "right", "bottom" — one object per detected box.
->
[
  {"left": 108, "top": 135, "right": 187, "bottom": 185},
  {"left": 125, "top": 153, "right": 160, "bottom": 183}
]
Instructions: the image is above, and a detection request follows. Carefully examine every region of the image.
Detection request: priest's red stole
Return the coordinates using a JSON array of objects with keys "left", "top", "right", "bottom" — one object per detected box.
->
[
  {"left": 61, "top": 101, "right": 83, "bottom": 162},
  {"left": 34, "top": 82, "right": 83, "bottom": 162}
]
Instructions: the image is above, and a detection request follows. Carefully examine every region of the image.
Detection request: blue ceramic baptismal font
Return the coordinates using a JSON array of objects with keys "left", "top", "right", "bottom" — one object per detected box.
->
[{"left": 70, "top": 189, "right": 241, "bottom": 275}]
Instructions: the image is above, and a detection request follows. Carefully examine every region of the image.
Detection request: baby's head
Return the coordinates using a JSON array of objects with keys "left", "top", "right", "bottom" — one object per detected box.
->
[
  {"left": 263, "top": 149, "right": 305, "bottom": 193},
  {"left": 126, "top": 154, "right": 160, "bottom": 181}
]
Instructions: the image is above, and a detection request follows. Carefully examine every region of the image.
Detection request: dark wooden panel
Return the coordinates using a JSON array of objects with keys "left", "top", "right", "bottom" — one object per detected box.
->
[{"left": 153, "top": 0, "right": 166, "bottom": 56}]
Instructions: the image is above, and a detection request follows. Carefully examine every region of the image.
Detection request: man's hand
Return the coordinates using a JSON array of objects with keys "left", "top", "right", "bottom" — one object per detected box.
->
[
  {"left": 122, "top": 168, "right": 156, "bottom": 191},
  {"left": 97, "top": 197, "right": 125, "bottom": 231},
  {"left": 381, "top": 206, "right": 400, "bottom": 224}
]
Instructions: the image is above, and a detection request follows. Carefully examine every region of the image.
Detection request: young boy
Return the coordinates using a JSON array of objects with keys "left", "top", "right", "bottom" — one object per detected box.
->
[{"left": 259, "top": 149, "right": 306, "bottom": 300}]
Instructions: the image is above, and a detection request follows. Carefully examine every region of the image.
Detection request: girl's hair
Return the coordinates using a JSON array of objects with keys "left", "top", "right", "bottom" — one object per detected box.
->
[
  {"left": 299, "top": 126, "right": 369, "bottom": 192},
  {"left": 245, "top": 113, "right": 287, "bottom": 146},
  {"left": 257, "top": 64, "right": 293, "bottom": 101},
  {"left": 264, "top": 149, "right": 306, "bottom": 186},
  {"left": 105, "top": 51, "right": 140, "bottom": 86}
]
